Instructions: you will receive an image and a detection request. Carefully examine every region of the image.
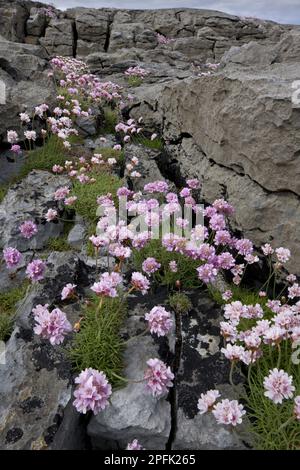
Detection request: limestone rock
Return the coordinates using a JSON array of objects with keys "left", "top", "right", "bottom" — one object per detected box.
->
[
  {"left": 88, "top": 290, "right": 173, "bottom": 450},
  {"left": 0, "top": 170, "right": 69, "bottom": 252},
  {"left": 40, "top": 18, "right": 74, "bottom": 57},
  {"left": 0, "top": 252, "right": 86, "bottom": 450},
  {"left": 173, "top": 292, "right": 249, "bottom": 449}
]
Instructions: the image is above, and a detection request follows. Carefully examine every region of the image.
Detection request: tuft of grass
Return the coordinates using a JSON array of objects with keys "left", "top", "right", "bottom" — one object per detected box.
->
[
  {"left": 46, "top": 236, "right": 72, "bottom": 252},
  {"left": 0, "top": 282, "right": 30, "bottom": 341},
  {"left": 0, "top": 183, "right": 9, "bottom": 204},
  {"left": 132, "top": 135, "right": 164, "bottom": 151},
  {"left": 133, "top": 239, "right": 200, "bottom": 290},
  {"left": 68, "top": 295, "right": 127, "bottom": 387},
  {"left": 19, "top": 135, "right": 68, "bottom": 179},
  {"left": 245, "top": 345, "right": 300, "bottom": 450},
  {"left": 72, "top": 170, "right": 122, "bottom": 225},
  {"left": 95, "top": 146, "right": 125, "bottom": 166},
  {"left": 127, "top": 76, "right": 143, "bottom": 87},
  {"left": 102, "top": 106, "right": 119, "bottom": 134},
  {"left": 168, "top": 292, "right": 192, "bottom": 314}
]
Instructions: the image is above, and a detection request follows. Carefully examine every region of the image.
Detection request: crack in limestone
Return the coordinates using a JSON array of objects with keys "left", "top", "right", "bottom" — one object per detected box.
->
[
  {"left": 166, "top": 308, "right": 183, "bottom": 450},
  {"left": 72, "top": 21, "right": 78, "bottom": 58}
]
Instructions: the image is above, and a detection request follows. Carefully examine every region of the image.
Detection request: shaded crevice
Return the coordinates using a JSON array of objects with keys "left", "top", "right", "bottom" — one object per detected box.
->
[
  {"left": 72, "top": 21, "right": 78, "bottom": 58},
  {"left": 166, "top": 309, "right": 183, "bottom": 450},
  {"left": 104, "top": 18, "right": 113, "bottom": 52}
]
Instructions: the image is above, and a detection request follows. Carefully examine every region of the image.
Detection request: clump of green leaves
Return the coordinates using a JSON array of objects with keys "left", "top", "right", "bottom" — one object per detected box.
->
[
  {"left": 102, "top": 106, "right": 119, "bottom": 134},
  {"left": 46, "top": 236, "right": 72, "bottom": 252},
  {"left": 133, "top": 239, "right": 200, "bottom": 289},
  {"left": 68, "top": 295, "right": 127, "bottom": 387},
  {"left": 133, "top": 135, "right": 164, "bottom": 151},
  {"left": 19, "top": 135, "right": 68, "bottom": 178},
  {"left": 72, "top": 171, "right": 122, "bottom": 225},
  {"left": 168, "top": 292, "right": 192, "bottom": 314},
  {"left": 127, "top": 76, "right": 143, "bottom": 87},
  {"left": 0, "top": 282, "right": 29, "bottom": 341}
]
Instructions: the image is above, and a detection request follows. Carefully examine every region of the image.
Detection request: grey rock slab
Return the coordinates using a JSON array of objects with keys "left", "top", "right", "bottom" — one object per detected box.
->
[
  {"left": 0, "top": 252, "right": 85, "bottom": 450},
  {"left": 0, "top": 170, "right": 69, "bottom": 252}
]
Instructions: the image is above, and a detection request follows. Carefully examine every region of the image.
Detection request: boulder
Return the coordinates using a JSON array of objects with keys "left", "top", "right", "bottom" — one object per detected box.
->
[
  {"left": 0, "top": 170, "right": 69, "bottom": 252},
  {"left": 0, "top": 252, "right": 86, "bottom": 450}
]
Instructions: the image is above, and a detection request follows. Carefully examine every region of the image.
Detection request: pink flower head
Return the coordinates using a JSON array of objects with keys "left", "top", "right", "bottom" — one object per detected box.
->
[
  {"left": 275, "top": 247, "right": 291, "bottom": 263},
  {"left": 54, "top": 186, "right": 70, "bottom": 201},
  {"left": 19, "top": 220, "right": 38, "bottom": 239},
  {"left": 288, "top": 283, "right": 300, "bottom": 299},
  {"left": 212, "top": 399, "right": 246, "bottom": 426},
  {"left": 61, "top": 283, "right": 76, "bottom": 301},
  {"left": 197, "top": 263, "right": 218, "bottom": 284},
  {"left": 26, "top": 259, "right": 46, "bottom": 282},
  {"left": 222, "top": 290, "right": 233, "bottom": 301},
  {"left": 11, "top": 144, "right": 21, "bottom": 155},
  {"left": 45, "top": 208, "right": 58, "bottom": 222},
  {"left": 142, "top": 257, "right": 161, "bottom": 275},
  {"left": 91, "top": 272, "right": 122, "bottom": 298},
  {"left": 145, "top": 306, "right": 173, "bottom": 337},
  {"left": 73, "top": 368, "right": 112, "bottom": 414},
  {"left": 197, "top": 389, "right": 220, "bottom": 414},
  {"left": 262, "top": 243, "right": 274, "bottom": 256},
  {"left": 294, "top": 396, "right": 300, "bottom": 420},
  {"left": 64, "top": 196, "right": 77, "bottom": 206},
  {"left": 7, "top": 130, "right": 18, "bottom": 143},
  {"left": 126, "top": 439, "right": 144, "bottom": 450},
  {"left": 263, "top": 368, "right": 295, "bottom": 404},
  {"left": 144, "top": 358, "right": 174, "bottom": 397},
  {"left": 3, "top": 247, "right": 22, "bottom": 269},
  {"left": 131, "top": 272, "right": 150, "bottom": 294},
  {"left": 221, "top": 344, "right": 247, "bottom": 363},
  {"left": 187, "top": 179, "right": 200, "bottom": 189},
  {"left": 235, "top": 238, "right": 253, "bottom": 256},
  {"left": 180, "top": 187, "right": 191, "bottom": 198},
  {"left": 33, "top": 306, "right": 72, "bottom": 345},
  {"left": 144, "top": 181, "right": 169, "bottom": 194},
  {"left": 169, "top": 260, "right": 178, "bottom": 273}
]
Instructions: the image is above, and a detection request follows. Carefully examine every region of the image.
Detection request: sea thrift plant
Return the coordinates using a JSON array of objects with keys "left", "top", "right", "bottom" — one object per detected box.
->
[
  {"left": 33, "top": 305, "right": 72, "bottom": 345},
  {"left": 3, "top": 247, "right": 22, "bottom": 269},
  {"left": 73, "top": 368, "right": 112, "bottom": 414},
  {"left": 26, "top": 259, "right": 46, "bottom": 282},
  {"left": 144, "top": 358, "right": 174, "bottom": 397},
  {"left": 145, "top": 306, "right": 173, "bottom": 337},
  {"left": 19, "top": 220, "right": 38, "bottom": 239}
]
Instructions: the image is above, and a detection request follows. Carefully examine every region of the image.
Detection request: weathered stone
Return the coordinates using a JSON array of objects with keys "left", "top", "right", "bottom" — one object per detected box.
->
[
  {"left": 88, "top": 290, "right": 173, "bottom": 450},
  {"left": 0, "top": 252, "right": 86, "bottom": 450},
  {"left": 27, "top": 7, "right": 47, "bottom": 37},
  {"left": 67, "top": 216, "right": 86, "bottom": 250},
  {"left": 124, "top": 143, "right": 167, "bottom": 193},
  {"left": 0, "top": 170, "right": 69, "bottom": 252},
  {"left": 173, "top": 291, "right": 249, "bottom": 449},
  {"left": 40, "top": 18, "right": 74, "bottom": 57}
]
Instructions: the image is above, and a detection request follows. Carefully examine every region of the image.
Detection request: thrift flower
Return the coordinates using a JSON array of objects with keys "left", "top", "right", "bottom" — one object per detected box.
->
[
  {"left": 212, "top": 399, "right": 246, "bottom": 426},
  {"left": 144, "top": 358, "right": 174, "bottom": 397},
  {"left": 61, "top": 283, "right": 76, "bottom": 301},
  {"left": 197, "top": 390, "right": 221, "bottom": 414},
  {"left": 3, "top": 247, "right": 22, "bottom": 269},
  {"left": 73, "top": 368, "right": 112, "bottom": 414},
  {"left": 131, "top": 272, "right": 150, "bottom": 294},
  {"left": 26, "top": 259, "right": 46, "bottom": 282},
  {"left": 19, "top": 220, "right": 38, "bottom": 239},
  {"left": 145, "top": 306, "right": 173, "bottom": 337},
  {"left": 263, "top": 368, "right": 295, "bottom": 404},
  {"left": 33, "top": 306, "right": 72, "bottom": 345},
  {"left": 126, "top": 439, "right": 144, "bottom": 450}
]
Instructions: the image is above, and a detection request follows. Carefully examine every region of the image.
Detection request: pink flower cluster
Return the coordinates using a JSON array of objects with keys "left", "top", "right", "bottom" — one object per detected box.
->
[
  {"left": 126, "top": 439, "right": 144, "bottom": 450},
  {"left": 73, "top": 368, "right": 112, "bottom": 414},
  {"left": 144, "top": 358, "right": 174, "bottom": 397},
  {"left": 3, "top": 247, "right": 22, "bottom": 269},
  {"left": 91, "top": 272, "right": 122, "bottom": 298},
  {"left": 197, "top": 390, "right": 245, "bottom": 426},
  {"left": 33, "top": 304, "right": 72, "bottom": 345},
  {"left": 145, "top": 306, "right": 173, "bottom": 337},
  {"left": 19, "top": 220, "right": 38, "bottom": 239}
]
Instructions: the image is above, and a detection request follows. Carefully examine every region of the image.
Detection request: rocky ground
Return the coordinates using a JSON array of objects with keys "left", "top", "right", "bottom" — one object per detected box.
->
[{"left": 0, "top": 1, "right": 299, "bottom": 451}]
